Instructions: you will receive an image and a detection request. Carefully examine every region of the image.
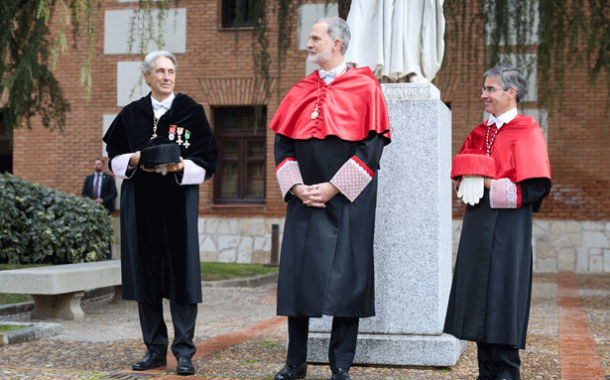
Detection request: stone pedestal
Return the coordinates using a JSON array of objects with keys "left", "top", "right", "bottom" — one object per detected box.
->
[{"left": 307, "top": 83, "right": 466, "bottom": 366}]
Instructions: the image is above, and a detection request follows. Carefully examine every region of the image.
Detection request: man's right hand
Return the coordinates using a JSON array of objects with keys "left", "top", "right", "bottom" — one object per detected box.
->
[
  {"left": 129, "top": 151, "right": 156, "bottom": 172},
  {"left": 292, "top": 184, "right": 326, "bottom": 208}
]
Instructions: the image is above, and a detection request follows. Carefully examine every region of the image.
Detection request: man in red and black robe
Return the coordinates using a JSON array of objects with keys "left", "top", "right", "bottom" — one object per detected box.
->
[
  {"left": 270, "top": 17, "right": 391, "bottom": 380},
  {"left": 444, "top": 66, "right": 551, "bottom": 380}
]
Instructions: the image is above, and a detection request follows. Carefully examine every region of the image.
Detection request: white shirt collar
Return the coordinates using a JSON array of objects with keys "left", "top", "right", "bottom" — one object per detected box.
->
[
  {"left": 319, "top": 62, "right": 347, "bottom": 84},
  {"left": 487, "top": 107, "right": 518, "bottom": 129},
  {"left": 151, "top": 93, "right": 175, "bottom": 111}
]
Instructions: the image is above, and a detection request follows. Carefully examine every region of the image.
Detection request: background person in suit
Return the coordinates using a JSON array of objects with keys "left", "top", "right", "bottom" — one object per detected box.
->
[
  {"left": 82, "top": 157, "right": 117, "bottom": 259},
  {"left": 82, "top": 157, "right": 118, "bottom": 214}
]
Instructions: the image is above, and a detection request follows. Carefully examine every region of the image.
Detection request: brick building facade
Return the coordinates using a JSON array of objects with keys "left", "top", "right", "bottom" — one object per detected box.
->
[{"left": 9, "top": 0, "right": 610, "bottom": 271}]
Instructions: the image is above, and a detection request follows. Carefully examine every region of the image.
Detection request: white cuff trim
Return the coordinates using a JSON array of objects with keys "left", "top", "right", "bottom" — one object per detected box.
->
[
  {"left": 330, "top": 156, "right": 374, "bottom": 202},
  {"left": 276, "top": 158, "right": 304, "bottom": 198},
  {"left": 111, "top": 154, "right": 137, "bottom": 179},
  {"left": 176, "top": 159, "right": 205, "bottom": 185},
  {"left": 490, "top": 178, "right": 518, "bottom": 209}
]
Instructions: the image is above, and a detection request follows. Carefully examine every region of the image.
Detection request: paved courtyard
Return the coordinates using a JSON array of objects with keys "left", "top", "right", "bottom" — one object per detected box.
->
[{"left": 0, "top": 272, "right": 608, "bottom": 380}]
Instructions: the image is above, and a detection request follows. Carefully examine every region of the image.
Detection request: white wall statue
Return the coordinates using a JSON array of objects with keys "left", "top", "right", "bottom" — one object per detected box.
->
[{"left": 345, "top": 0, "right": 445, "bottom": 83}]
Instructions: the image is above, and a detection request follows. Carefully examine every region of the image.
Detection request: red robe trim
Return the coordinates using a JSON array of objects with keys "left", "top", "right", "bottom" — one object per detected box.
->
[
  {"left": 269, "top": 67, "right": 391, "bottom": 142},
  {"left": 452, "top": 115, "right": 551, "bottom": 183}
]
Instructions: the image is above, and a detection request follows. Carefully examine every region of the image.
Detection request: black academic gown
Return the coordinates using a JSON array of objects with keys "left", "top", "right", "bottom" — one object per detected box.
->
[
  {"left": 444, "top": 178, "right": 551, "bottom": 349},
  {"left": 103, "top": 93, "right": 217, "bottom": 306},
  {"left": 275, "top": 131, "right": 387, "bottom": 318}
]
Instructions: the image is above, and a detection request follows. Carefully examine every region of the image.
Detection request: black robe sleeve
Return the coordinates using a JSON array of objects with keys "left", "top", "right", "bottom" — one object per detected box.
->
[{"left": 520, "top": 177, "right": 552, "bottom": 212}]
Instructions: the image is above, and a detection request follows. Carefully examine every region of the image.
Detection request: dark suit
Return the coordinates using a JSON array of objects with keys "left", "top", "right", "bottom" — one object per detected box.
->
[{"left": 82, "top": 172, "right": 118, "bottom": 213}]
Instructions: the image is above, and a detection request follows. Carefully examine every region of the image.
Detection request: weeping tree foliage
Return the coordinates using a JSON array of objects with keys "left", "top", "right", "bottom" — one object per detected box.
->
[
  {"left": 0, "top": 0, "right": 78, "bottom": 136},
  {"left": 444, "top": 0, "right": 610, "bottom": 117},
  {"left": 0, "top": 0, "right": 174, "bottom": 139},
  {"left": 2, "top": 0, "right": 609, "bottom": 141}
]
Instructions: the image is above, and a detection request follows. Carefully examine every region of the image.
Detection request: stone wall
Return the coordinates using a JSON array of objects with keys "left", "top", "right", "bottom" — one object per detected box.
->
[
  {"left": 196, "top": 217, "right": 285, "bottom": 265},
  {"left": 113, "top": 216, "right": 609, "bottom": 272},
  {"left": 452, "top": 220, "right": 610, "bottom": 273}
]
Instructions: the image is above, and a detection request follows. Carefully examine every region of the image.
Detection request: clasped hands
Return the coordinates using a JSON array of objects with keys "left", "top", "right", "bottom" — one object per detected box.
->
[
  {"left": 453, "top": 176, "right": 492, "bottom": 206},
  {"left": 291, "top": 183, "right": 339, "bottom": 208},
  {"left": 129, "top": 151, "right": 184, "bottom": 174}
]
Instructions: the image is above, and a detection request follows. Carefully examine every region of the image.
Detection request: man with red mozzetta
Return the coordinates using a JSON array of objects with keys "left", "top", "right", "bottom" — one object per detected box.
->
[
  {"left": 443, "top": 66, "right": 552, "bottom": 380},
  {"left": 269, "top": 16, "right": 391, "bottom": 380}
]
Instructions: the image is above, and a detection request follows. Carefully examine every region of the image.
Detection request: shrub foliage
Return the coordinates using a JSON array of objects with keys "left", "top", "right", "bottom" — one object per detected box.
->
[{"left": 0, "top": 173, "right": 113, "bottom": 264}]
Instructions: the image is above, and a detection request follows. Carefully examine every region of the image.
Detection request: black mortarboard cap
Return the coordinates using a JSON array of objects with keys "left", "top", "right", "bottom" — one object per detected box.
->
[{"left": 139, "top": 137, "right": 181, "bottom": 169}]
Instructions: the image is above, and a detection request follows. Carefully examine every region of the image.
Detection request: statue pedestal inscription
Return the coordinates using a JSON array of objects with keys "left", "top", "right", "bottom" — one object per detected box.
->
[{"left": 307, "top": 83, "right": 466, "bottom": 366}]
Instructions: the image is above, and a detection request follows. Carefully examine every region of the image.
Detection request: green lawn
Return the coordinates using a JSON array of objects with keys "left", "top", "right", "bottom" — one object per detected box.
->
[
  {"left": 0, "top": 324, "right": 28, "bottom": 333},
  {"left": 200, "top": 262, "right": 278, "bottom": 281},
  {"left": 0, "top": 262, "right": 277, "bottom": 305}
]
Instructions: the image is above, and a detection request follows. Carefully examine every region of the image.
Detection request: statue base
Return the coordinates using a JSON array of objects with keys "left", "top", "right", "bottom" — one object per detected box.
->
[
  {"left": 307, "top": 332, "right": 466, "bottom": 367},
  {"left": 307, "top": 83, "right": 466, "bottom": 367}
]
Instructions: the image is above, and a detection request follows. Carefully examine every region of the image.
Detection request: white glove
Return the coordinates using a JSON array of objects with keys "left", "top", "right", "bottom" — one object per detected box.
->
[
  {"left": 457, "top": 175, "right": 484, "bottom": 206},
  {"left": 155, "top": 164, "right": 169, "bottom": 176}
]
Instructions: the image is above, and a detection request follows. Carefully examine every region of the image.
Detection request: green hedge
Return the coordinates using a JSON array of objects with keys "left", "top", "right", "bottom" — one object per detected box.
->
[{"left": 0, "top": 173, "right": 113, "bottom": 264}]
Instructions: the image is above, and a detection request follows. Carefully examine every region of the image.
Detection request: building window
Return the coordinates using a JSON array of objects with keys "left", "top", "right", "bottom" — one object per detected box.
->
[
  {"left": 221, "top": 0, "right": 258, "bottom": 28},
  {"left": 214, "top": 106, "right": 266, "bottom": 204}
]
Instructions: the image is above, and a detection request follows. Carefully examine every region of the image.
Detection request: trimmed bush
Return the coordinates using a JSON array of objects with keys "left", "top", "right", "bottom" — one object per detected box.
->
[{"left": 0, "top": 173, "right": 113, "bottom": 264}]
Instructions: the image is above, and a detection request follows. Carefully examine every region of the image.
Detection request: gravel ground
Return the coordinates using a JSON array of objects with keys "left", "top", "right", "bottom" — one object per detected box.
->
[
  {"left": 190, "top": 273, "right": 562, "bottom": 380},
  {"left": 0, "top": 273, "right": 607, "bottom": 380}
]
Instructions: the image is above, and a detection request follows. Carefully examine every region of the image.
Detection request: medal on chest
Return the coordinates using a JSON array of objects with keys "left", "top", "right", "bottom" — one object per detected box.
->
[
  {"left": 184, "top": 130, "right": 191, "bottom": 148},
  {"left": 311, "top": 104, "right": 319, "bottom": 120},
  {"left": 169, "top": 125, "right": 176, "bottom": 141},
  {"left": 177, "top": 127, "right": 184, "bottom": 145}
]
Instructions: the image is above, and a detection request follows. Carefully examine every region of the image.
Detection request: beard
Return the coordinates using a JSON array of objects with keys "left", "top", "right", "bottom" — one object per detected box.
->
[{"left": 308, "top": 45, "right": 333, "bottom": 65}]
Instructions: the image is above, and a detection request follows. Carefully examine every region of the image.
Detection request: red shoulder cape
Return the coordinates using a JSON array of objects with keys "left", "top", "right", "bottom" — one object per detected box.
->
[
  {"left": 452, "top": 114, "right": 551, "bottom": 183},
  {"left": 269, "top": 67, "right": 391, "bottom": 142}
]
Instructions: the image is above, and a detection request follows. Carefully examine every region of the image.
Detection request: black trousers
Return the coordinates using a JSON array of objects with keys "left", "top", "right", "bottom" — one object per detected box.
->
[
  {"left": 477, "top": 342, "right": 521, "bottom": 380},
  {"left": 287, "top": 316, "right": 359, "bottom": 371},
  {"left": 138, "top": 300, "right": 198, "bottom": 359}
]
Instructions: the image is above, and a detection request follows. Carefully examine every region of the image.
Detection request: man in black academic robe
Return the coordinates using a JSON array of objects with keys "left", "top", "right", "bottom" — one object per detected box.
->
[
  {"left": 103, "top": 51, "right": 217, "bottom": 376},
  {"left": 269, "top": 17, "right": 391, "bottom": 380},
  {"left": 82, "top": 157, "right": 117, "bottom": 259},
  {"left": 444, "top": 66, "right": 551, "bottom": 380}
]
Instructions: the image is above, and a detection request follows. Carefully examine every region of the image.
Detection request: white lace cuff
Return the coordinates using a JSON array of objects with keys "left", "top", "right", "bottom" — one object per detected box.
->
[
  {"left": 330, "top": 156, "right": 374, "bottom": 202},
  {"left": 490, "top": 178, "right": 520, "bottom": 209},
  {"left": 276, "top": 158, "right": 304, "bottom": 198}
]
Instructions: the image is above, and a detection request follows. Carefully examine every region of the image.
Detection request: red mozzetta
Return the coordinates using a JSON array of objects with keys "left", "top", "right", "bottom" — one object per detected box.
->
[
  {"left": 269, "top": 67, "right": 391, "bottom": 141},
  {"left": 452, "top": 114, "right": 551, "bottom": 183}
]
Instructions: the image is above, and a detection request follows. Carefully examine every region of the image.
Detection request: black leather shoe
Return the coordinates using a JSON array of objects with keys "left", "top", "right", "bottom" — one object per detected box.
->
[
  {"left": 331, "top": 368, "right": 351, "bottom": 380},
  {"left": 176, "top": 356, "right": 196, "bottom": 376},
  {"left": 132, "top": 350, "right": 167, "bottom": 370},
  {"left": 274, "top": 362, "right": 307, "bottom": 380}
]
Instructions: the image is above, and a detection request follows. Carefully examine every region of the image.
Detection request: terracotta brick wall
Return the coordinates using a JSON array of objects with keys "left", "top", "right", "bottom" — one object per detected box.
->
[{"left": 12, "top": 0, "right": 610, "bottom": 222}]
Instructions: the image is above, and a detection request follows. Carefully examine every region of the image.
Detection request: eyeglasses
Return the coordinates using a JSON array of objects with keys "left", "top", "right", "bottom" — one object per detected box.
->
[{"left": 481, "top": 86, "right": 506, "bottom": 94}]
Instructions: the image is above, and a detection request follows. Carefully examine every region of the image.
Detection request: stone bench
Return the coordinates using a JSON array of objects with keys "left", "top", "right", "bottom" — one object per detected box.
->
[{"left": 0, "top": 261, "right": 121, "bottom": 320}]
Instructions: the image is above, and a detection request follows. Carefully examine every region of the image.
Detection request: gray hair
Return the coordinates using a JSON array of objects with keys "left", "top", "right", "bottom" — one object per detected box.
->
[
  {"left": 314, "top": 16, "right": 350, "bottom": 55},
  {"left": 142, "top": 50, "right": 178, "bottom": 74},
  {"left": 484, "top": 65, "right": 527, "bottom": 103}
]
